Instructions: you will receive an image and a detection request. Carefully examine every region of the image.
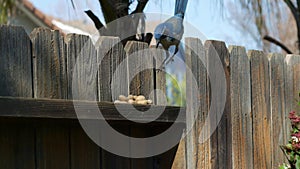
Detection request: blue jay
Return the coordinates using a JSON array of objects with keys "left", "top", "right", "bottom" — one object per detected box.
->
[{"left": 154, "top": 0, "right": 188, "bottom": 68}]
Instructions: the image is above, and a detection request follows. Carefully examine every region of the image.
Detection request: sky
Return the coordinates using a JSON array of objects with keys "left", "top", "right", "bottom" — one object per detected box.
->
[{"left": 28, "top": 0, "right": 257, "bottom": 50}]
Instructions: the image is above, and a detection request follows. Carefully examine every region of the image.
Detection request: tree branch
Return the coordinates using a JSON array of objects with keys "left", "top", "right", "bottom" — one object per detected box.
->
[
  {"left": 131, "top": 0, "right": 149, "bottom": 14},
  {"left": 84, "top": 10, "right": 105, "bottom": 30},
  {"left": 283, "top": 0, "right": 299, "bottom": 23},
  {"left": 263, "top": 35, "right": 293, "bottom": 54}
]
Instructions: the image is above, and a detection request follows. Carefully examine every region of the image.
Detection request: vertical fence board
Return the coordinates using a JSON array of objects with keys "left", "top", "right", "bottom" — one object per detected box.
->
[
  {"left": 66, "top": 34, "right": 97, "bottom": 101},
  {"left": 65, "top": 34, "right": 100, "bottom": 169},
  {"left": 229, "top": 46, "right": 253, "bottom": 169},
  {"left": 150, "top": 46, "right": 167, "bottom": 105},
  {"left": 269, "top": 53, "right": 286, "bottom": 168},
  {"left": 99, "top": 125, "right": 131, "bottom": 169},
  {"left": 185, "top": 38, "right": 210, "bottom": 169},
  {"left": 97, "top": 36, "right": 128, "bottom": 101},
  {"left": 35, "top": 124, "right": 70, "bottom": 169},
  {"left": 96, "top": 37, "right": 131, "bottom": 169},
  {"left": 172, "top": 136, "right": 187, "bottom": 169},
  {"left": 205, "top": 40, "right": 231, "bottom": 169},
  {"left": 249, "top": 50, "right": 271, "bottom": 169},
  {"left": 0, "top": 25, "right": 35, "bottom": 169},
  {"left": 30, "top": 27, "right": 70, "bottom": 169},
  {"left": 30, "top": 28, "right": 67, "bottom": 99},
  {"left": 285, "top": 55, "right": 300, "bottom": 142},
  {"left": 124, "top": 41, "right": 155, "bottom": 169},
  {"left": 0, "top": 25, "right": 33, "bottom": 97},
  {"left": 124, "top": 41, "right": 154, "bottom": 98}
]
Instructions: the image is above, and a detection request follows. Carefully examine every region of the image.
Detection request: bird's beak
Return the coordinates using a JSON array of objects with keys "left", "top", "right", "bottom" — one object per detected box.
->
[{"left": 156, "top": 41, "right": 160, "bottom": 48}]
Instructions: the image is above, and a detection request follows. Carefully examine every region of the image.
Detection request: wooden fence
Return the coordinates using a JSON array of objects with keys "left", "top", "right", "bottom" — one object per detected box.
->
[{"left": 0, "top": 24, "right": 300, "bottom": 169}]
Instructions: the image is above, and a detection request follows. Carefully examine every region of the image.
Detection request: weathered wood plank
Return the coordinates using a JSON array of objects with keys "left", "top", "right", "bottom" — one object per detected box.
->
[
  {"left": 185, "top": 37, "right": 210, "bottom": 169},
  {"left": 249, "top": 50, "right": 271, "bottom": 169},
  {"left": 0, "top": 123, "right": 35, "bottom": 169},
  {"left": 229, "top": 46, "right": 253, "bottom": 169},
  {"left": 124, "top": 41, "right": 155, "bottom": 169},
  {"left": 96, "top": 36, "right": 128, "bottom": 101},
  {"left": 99, "top": 124, "right": 131, "bottom": 169},
  {"left": 269, "top": 53, "right": 287, "bottom": 168},
  {"left": 205, "top": 40, "right": 231, "bottom": 169},
  {"left": 35, "top": 124, "right": 70, "bottom": 169},
  {"left": 150, "top": 45, "right": 167, "bottom": 105},
  {"left": 30, "top": 27, "right": 67, "bottom": 99},
  {"left": 285, "top": 55, "right": 300, "bottom": 142},
  {"left": 70, "top": 125, "right": 101, "bottom": 169},
  {"left": 0, "top": 25, "right": 33, "bottom": 97},
  {"left": 30, "top": 27, "right": 70, "bottom": 169},
  {"left": 66, "top": 34, "right": 97, "bottom": 101},
  {"left": 172, "top": 133, "right": 186, "bottom": 169},
  {"left": 0, "top": 25, "right": 35, "bottom": 169},
  {"left": 0, "top": 96, "right": 184, "bottom": 122},
  {"left": 124, "top": 41, "right": 154, "bottom": 99},
  {"left": 65, "top": 34, "right": 100, "bottom": 169}
]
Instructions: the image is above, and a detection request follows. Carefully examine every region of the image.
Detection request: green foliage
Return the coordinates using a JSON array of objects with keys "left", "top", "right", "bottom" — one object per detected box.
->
[
  {"left": 166, "top": 74, "right": 186, "bottom": 106},
  {"left": 0, "top": 0, "right": 15, "bottom": 24},
  {"left": 279, "top": 92, "right": 300, "bottom": 169}
]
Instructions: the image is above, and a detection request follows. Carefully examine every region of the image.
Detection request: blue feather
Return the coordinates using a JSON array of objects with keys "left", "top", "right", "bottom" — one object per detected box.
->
[
  {"left": 154, "top": 0, "right": 188, "bottom": 68},
  {"left": 175, "top": 0, "right": 188, "bottom": 16}
]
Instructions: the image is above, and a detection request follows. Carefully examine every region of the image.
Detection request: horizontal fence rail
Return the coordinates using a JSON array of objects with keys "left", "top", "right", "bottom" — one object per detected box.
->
[{"left": 0, "top": 25, "right": 300, "bottom": 169}]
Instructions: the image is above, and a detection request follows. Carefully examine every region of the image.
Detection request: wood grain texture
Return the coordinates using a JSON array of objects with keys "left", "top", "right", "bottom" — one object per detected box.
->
[
  {"left": 124, "top": 41, "right": 154, "bottom": 99},
  {"left": 285, "top": 55, "right": 300, "bottom": 142},
  {"left": 0, "top": 25, "right": 35, "bottom": 169},
  {"left": 0, "top": 122, "right": 35, "bottom": 169},
  {"left": 249, "top": 50, "right": 271, "bottom": 169},
  {"left": 35, "top": 124, "right": 70, "bottom": 169},
  {"left": 124, "top": 41, "right": 155, "bottom": 169},
  {"left": 205, "top": 40, "right": 231, "bottom": 169},
  {"left": 172, "top": 134, "right": 186, "bottom": 169},
  {"left": 66, "top": 34, "right": 97, "bottom": 101},
  {"left": 0, "top": 96, "right": 185, "bottom": 123},
  {"left": 0, "top": 25, "right": 32, "bottom": 97},
  {"left": 185, "top": 38, "right": 210, "bottom": 169},
  {"left": 99, "top": 123, "right": 131, "bottom": 169},
  {"left": 30, "top": 27, "right": 70, "bottom": 169},
  {"left": 229, "top": 46, "right": 253, "bottom": 169},
  {"left": 269, "top": 53, "right": 287, "bottom": 168},
  {"left": 65, "top": 34, "right": 100, "bottom": 169},
  {"left": 96, "top": 36, "right": 128, "bottom": 101},
  {"left": 30, "top": 27, "right": 67, "bottom": 99},
  {"left": 150, "top": 45, "right": 167, "bottom": 105},
  {"left": 70, "top": 125, "right": 101, "bottom": 169}
]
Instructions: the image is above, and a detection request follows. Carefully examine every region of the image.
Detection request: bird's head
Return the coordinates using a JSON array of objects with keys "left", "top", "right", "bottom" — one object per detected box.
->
[{"left": 154, "top": 24, "right": 165, "bottom": 40}]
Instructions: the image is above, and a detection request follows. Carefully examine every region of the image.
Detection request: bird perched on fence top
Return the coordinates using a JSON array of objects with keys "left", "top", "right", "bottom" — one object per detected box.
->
[{"left": 154, "top": 0, "right": 188, "bottom": 68}]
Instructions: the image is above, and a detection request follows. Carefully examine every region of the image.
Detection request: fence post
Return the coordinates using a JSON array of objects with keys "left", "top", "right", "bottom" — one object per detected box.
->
[
  {"left": 124, "top": 41, "right": 155, "bottom": 169},
  {"left": 249, "top": 50, "right": 271, "bottom": 169},
  {"left": 65, "top": 34, "right": 100, "bottom": 169},
  {"left": 96, "top": 36, "right": 128, "bottom": 101},
  {"left": 96, "top": 36, "right": 131, "bottom": 169},
  {"left": 149, "top": 45, "right": 167, "bottom": 105},
  {"left": 205, "top": 40, "right": 231, "bottom": 169},
  {"left": 30, "top": 27, "right": 70, "bottom": 169},
  {"left": 124, "top": 41, "right": 154, "bottom": 99},
  {"left": 184, "top": 37, "right": 210, "bottom": 169},
  {"left": 269, "top": 53, "right": 287, "bottom": 168},
  {"left": 229, "top": 46, "right": 253, "bottom": 169},
  {"left": 285, "top": 55, "right": 300, "bottom": 141},
  {"left": 0, "top": 25, "right": 35, "bottom": 169}
]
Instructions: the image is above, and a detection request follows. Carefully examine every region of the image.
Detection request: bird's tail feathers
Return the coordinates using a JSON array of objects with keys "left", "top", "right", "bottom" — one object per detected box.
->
[{"left": 175, "top": 0, "right": 188, "bottom": 17}]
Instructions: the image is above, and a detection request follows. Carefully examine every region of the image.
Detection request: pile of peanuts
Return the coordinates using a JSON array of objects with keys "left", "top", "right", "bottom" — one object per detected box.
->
[{"left": 114, "top": 95, "right": 153, "bottom": 105}]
